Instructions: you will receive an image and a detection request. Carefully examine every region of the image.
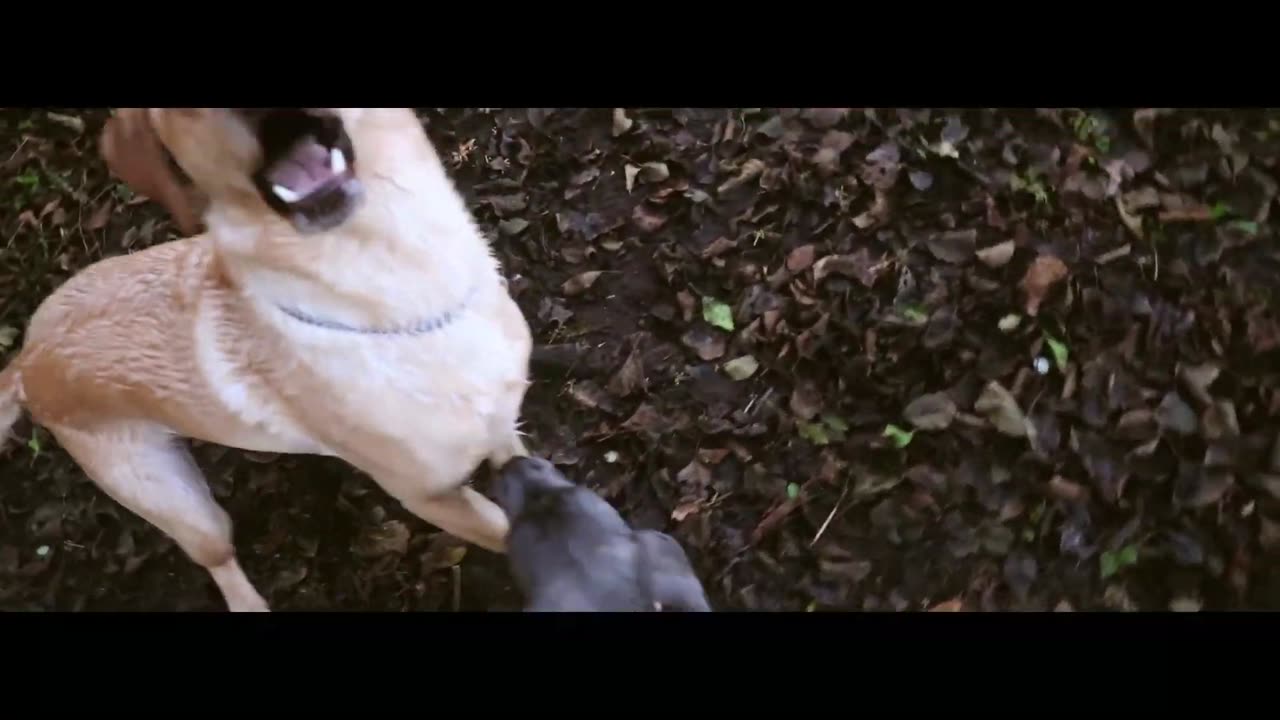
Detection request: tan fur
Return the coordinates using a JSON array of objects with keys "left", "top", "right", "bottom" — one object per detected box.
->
[{"left": 0, "top": 108, "right": 532, "bottom": 611}]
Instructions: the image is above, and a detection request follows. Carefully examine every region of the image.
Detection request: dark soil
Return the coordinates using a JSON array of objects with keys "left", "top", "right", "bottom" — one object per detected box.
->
[{"left": 3, "top": 107, "right": 1280, "bottom": 612}]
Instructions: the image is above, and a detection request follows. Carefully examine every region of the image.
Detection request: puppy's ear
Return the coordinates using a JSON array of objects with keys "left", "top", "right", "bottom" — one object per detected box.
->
[{"left": 99, "top": 108, "right": 207, "bottom": 236}]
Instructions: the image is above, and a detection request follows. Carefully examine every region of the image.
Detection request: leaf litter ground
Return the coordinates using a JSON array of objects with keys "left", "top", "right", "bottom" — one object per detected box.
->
[{"left": 3, "top": 108, "right": 1280, "bottom": 611}]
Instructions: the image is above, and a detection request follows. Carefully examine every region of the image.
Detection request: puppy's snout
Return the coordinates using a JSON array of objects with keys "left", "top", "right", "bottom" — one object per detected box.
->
[{"left": 499, "top": 456, "right": 550, "bottom": 477}]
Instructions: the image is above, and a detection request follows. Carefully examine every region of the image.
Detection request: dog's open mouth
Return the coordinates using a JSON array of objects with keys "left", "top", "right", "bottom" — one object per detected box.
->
[{"left": 245, "top": 109, "right": 364, "bottom": 233}]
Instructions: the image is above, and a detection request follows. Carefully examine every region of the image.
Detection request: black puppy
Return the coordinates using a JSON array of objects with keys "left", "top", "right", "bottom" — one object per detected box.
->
[{"left": 492, "top": 456, "right": 711, "bottom": 612}]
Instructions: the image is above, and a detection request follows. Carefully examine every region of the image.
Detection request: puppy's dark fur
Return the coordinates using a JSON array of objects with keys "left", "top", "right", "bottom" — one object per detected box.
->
[{"left": 493, "top": 457, "right": 711, "bottom": 612}]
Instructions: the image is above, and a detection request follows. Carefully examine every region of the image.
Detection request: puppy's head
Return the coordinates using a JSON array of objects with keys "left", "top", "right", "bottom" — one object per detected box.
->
[
  {"left": 101, "top": 108, "right": 367, "bottom": 235},
  {"left": 492, "top": 456, "right": 577, "bottom": 524},
  {"left": 493, "top": 456, "right": 712, "bottom": 612}
]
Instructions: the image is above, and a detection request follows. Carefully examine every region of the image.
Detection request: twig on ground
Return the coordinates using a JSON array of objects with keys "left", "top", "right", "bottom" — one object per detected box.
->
[{"left": 811, "top": 480, "right": 850, "bottom": 547}]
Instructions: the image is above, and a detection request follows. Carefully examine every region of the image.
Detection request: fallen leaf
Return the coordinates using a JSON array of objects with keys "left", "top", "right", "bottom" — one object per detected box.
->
[
  {"left": 701, "top": 297, "right": 735, "bottom": 332},
  {"left": 723, "top": 355, "right": 760, "bottom": 381},
  {"left": 717, "top": 159, "right": 765, "bottom": 195},
  {"left": 85, "top": 202, "right": 113, "bottom": 231},
  {"left": 1100, "top": 544, "right": 1139, "bottom": 579},
  {"left": 682, "top": 326, "right": 726, "bottom": 361},
  {"left": 639, "top": 162, "right": 669, "bottom": 184},
  {"left": 612, "top": 108, "right": 634, "bottom": 136},
  {"left": 798, "top": 422, "right": 830, "bottom": 446},
  {"left": 1048, "top": 476, "right": 1087, "bottom": 502},
  {"left": 909, "top": 170, "right": 934, "bottom": 191},
  {"left": 1178, "top": 362, "right": 1221, "bottom": 406},
  {"left": 862, "top": 143, "right": 902, "bottom": 191},
  {"left": 671, "top": 501, "right": 703, "bottom": 523},
  {"left": 570, "top": 167, "right": 600, "bottom": 186},
  {"left": 928, "top": 597, "right": 965, "bottom": 612},
  {"left": 625, "top": 164, "right": 640, "bottom": 193},
  {"left": 488, "top": 194, "right": 527, "bottom": 216},
  {"left": 756, "top": 116, "right": 785, "bottom": 139},
  {"left": 882, "top": 424, "right": 915, "bottom": 448},
  {"left": 1020, "top": 254, "right": 1069, "bottom": 316},
  {"left": 499, "top": 218, "right": 529, "bottom": 236},
  {"left": 561, "top": 271, "right": 604, "bottom": 296},
  {"left": 1202, "top": 401, "right": 1240, "bottom": 440},
  {"left": 812, "top": 249, "right": 888, "bottom": 287},
  {"left": 622, "top": 404, "right": 665, "bottom": 436},
  {"left": 1044, "top": 333, "right": 1069, "bottom": 371},
  {"left": 801, "top": 108, "right": 849, "bottom": 128},
  {"left": 1115, "top": 194, "right": 1145, "bottom": 240},
  {"left": 976, "top": 240, "right": 1015, "bottom": 268},
  {"left": 701, "top": 236, "right": 738, "bottom": 259},
  {"left": 903, "top": 392, "right": 957, "bottom": 431},
  {"left": 0, "top": 326, "right": 18, "bottom": 349},
  {"left": 46, "top": 111, "right": 84, "bottom": 133},
  {"left": 632, "top": 204, "right": 668, "bottom": 233},
  {"left": 607, "top": 347, "right": 646, "bottom": 397},
  {"left": 790, "top": 380, "right": 823, "bottom": 421},
  {"left": 998, "top": 314, "right": 1022, "bottom": 333},
  {"left": 423, "top": 534, "right": 468, "bottom": 571},
  {"left": 975, "top": 382, "right": 1029, "bottom": 438},
  {"left": 1156, "top": 392, "right": 1198, "bottom": 436},
  {"left": 786, "top": 244, "right": 816, "bottom": 272},
  {"left": 927, "top": 229, "right": 977, "bottom": 264}
]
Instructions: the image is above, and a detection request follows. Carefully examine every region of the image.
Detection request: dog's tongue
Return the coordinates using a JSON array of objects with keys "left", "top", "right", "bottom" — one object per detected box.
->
[{"left": 264, "top": 136, "right": 340, "bottom": 201}]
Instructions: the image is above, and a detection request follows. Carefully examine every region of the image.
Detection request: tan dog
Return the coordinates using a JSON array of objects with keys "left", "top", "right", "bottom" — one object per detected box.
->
[{"left": 0, "top": 108, "right": 532, "bottom": 611}]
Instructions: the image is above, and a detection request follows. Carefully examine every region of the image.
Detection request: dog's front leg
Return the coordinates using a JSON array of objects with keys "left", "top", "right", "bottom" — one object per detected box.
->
[{"left": 396, "top": 485, "right": 510, "bottom": 554}]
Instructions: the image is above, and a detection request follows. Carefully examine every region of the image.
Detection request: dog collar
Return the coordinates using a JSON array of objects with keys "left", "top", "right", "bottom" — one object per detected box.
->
[{"left": 276, "top": 285, "right": 479, "bottom": 336}]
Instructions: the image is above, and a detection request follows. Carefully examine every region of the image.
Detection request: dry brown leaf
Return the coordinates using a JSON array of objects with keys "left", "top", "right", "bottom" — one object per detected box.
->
[
  {"left": 612, "top": 108, "right": 634, "bottom": 136},
  {"left": 632, "top": 204, "right": 668, "bottom": 233},
  {"left": 671, "top": 501, "right": 703, "bottom": 523},
  {"left": 976, "top": 240, "right": 1015, "bottom": 268},
  {"left": 562, "top": 271, "right": 604, "bottom": 296},
  {"left": 701, "top": 236, "right": 738, "bottom": 259},
  {"left": 717, "top": 159, "right": 765, "bottom": 195},
  {"left": 787, "top": 244, "right": 817, "bottom": 272},
  {"left": 607, "top": 346, "right": 646, "bottom": 397},
  {"left": 928, "top": 597, "right": 965, "bottom": 612},
  {"left": 1020, "top": 255, "right": 1069, "bottom": 317}
]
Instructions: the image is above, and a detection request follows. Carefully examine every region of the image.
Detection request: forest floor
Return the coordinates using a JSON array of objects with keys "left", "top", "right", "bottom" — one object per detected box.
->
[{"left": 2, "top": 107, "right": 1279, "bottom": 611}]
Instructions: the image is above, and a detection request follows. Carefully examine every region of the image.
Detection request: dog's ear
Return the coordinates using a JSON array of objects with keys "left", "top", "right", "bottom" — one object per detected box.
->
[{"left": 99, "top": 108, "right": 207, "bottom": 236}]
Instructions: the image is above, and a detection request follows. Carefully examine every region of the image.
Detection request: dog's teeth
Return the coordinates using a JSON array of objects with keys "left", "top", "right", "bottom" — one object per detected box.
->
[
  {"left": 272, "top": 184, "right": 301, "bottom": 204},
  {"left": 330, "top": 148, "right": 347, "bottom": 175}
]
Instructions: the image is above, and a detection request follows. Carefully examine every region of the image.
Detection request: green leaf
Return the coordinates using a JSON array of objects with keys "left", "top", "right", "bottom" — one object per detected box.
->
[
  {"left": 1227, "top": 219, "right": 1259, "bottom": 236},
  {"left": 1117, "top": 544, "right": 1139, "bottom": 567},
  {"left": 1044, "top": 333, "right": 1069, "bottom": 371},
  {"left": 902, "top": 305, "right": 928, "bottom": 324},
  {"left": 821, "top": 414, "right": 849, "bottom": 433},
  {"left": 27, "top": 435, "right": 40, "bottom": 457},
  {"left": 786, "top": 483, "right": 801, "bottom": 500},
  {"left": 15, "top": 171, "right": 39, "bottom": 187},
  {"left": 798, "top": 421, "right": 830, "bottom": 446},
  {"left": 1210, "top": 202, "right": 1233, "bottom": 220},
  {"left": 1100, "top": 551, "right": 1119, "bottom": 580},
  {"left": 882, "top": 424, "right": 915, "bottom": 449},
  {"left": 702, "top": 297, "right": 735, "bottom": 332},
  {"left": 1100, "top": 545, "right": 1139, "bottom": 579}
]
